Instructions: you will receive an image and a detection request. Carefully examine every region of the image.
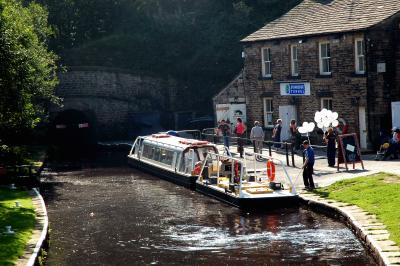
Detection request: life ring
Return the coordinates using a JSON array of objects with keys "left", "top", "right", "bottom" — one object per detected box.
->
[
  {"left": 267, "top": 160, "right": 276, "bottom": 182},
  {"left": 233, "top": 161, "right": 241, "bottom": 183},
  {"left": 234, "top": 161, "right": 239, "bottom": 177},
  {"left": 192, "top": 162, "right": 202, "bottom": 176}
]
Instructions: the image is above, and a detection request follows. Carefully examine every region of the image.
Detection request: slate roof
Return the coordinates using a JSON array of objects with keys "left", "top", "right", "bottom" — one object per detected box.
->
[{"left": 242, "top": 0, "right": 400, "bottom": 42}]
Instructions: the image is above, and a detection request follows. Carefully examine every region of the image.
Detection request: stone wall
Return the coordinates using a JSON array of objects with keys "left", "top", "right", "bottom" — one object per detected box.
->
[
  {"left": 366, "top": 13, "right": 400, "bottom": 144},
  {"left": 243, "top": 32, "right": 368, "bottom": 136},
  {"left": 50, "top": 67, "right": 177, "bottom": 140}
]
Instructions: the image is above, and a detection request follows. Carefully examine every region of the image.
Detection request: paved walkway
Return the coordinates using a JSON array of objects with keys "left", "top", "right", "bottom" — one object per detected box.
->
[{"left": 219, "top": 144, "right": 400, "bottom": 189}]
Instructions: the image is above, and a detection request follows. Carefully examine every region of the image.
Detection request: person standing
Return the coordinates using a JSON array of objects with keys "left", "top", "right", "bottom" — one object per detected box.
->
[
  {"left": 324, "top": 127, "right": 336, "bottom": 167},
  {"left": 250, "top": 121, "right": 265, "bottom": 154},
  {"left": 302, "top": 140, "right": 315, "bottom": 190},
  {"left": 289, "top": 119, "right": 300, "bottom": 151},
  {"left": 272, "top": 119, "right": 282, "bottom": 148},
  {"left": 234, "top": 118, "right": 246, "bottom": 158},
  {"left": 218, "top": 119, "right": 230, "bottom": 148}
]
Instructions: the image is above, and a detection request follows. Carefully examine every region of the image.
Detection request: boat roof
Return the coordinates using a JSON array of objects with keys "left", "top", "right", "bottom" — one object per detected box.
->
[{"left": 141, "top": 133, "right": 215, "bottom": 151}]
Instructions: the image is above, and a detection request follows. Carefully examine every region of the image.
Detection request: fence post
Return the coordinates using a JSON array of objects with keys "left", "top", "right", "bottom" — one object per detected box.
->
[
  {"left": 268, "top": 142, "right": 272, "bottom": 156},
  {"left": 285, "top": 143, "right": 289, "bottom": 166},
  {"left": 291, "top": 144, "right": 295, "bottom": 167}
]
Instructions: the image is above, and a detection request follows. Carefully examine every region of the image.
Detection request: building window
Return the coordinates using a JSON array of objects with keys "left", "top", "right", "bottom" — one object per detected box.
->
[
  {"left": 355, "top": 39, "right": 365, "bottom": 74},
  {"left": 291, "top": 45, "right": 299, "bottom": 76},
  {"left": 261, "top": 47, "right": 272, "bottom": 77},
  {"left": 321, "top": 98, "right": 333, "bottom": 110},
  {"left": 319, "top": 42, "right": 331, "bottom": 75},
  {"left": 263, "top": 98, "right": 273, "bottom": 127}
]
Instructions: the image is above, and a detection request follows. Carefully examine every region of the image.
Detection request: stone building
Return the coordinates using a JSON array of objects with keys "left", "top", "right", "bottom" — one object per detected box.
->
[{"left": 217, "top": 0, "right": 400, "bottom": 148}]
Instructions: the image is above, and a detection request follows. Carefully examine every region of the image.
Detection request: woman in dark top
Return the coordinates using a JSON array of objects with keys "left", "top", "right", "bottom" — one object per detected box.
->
[
  {"left": 324, "top": 127, "right": 336, "bottom": 167},
  {"left": 272, "top": 119, "right": 282, "bottom": 148},
  {"left": 289, "top": 119, "right": 301, "bottom": 150}
]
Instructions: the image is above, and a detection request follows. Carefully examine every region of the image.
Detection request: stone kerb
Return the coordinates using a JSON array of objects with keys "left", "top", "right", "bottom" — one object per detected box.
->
[
  {"left": 300, "top": 192, "right": 400, "bottom": 266},
  {"left": 17, "top": 188, "right": 49, "bottom": 266}
]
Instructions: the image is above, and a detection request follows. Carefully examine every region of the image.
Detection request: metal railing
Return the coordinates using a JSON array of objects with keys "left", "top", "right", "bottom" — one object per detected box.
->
[
  {"left": 198, "top": 151, "right": 297, "bottom": 195},
  {"left": 201, "top": 129, "right": 297, "bottom": 167},
  {"left": 0, "top": 164, "right": 42, "bottom": 187}
]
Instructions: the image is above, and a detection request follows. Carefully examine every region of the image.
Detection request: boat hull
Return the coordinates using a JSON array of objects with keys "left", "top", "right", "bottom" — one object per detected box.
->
[
  {"left": 127, "top": 156, "right": 197, "bottom": 189},
  {"left": 195, "top": 182, "right": 299, "bottom": 210}
]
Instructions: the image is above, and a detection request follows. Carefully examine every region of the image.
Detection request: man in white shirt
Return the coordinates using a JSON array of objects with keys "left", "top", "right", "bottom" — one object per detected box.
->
[{"left": 250, "top": 121, "right": 265, "bottom": 154}]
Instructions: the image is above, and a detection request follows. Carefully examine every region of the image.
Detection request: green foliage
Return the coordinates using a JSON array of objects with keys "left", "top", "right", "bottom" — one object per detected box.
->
[
  {"left": 315, "top": 173, "right": 400, "bottom": 246},
  {"left": 0, "top": 143, "right": 46, "bottom": 166},
  {"left": 38, "top": 0, "right": 300, "bottom": 111},
  {"left": 0, "top": 0, "right": 59, "bottom": 143},
  {"left": 0, "top": 188, "right": 35, "bottom": 265},
  {"left": 0, "top": 144, "right": 26, "bottom": 166}
]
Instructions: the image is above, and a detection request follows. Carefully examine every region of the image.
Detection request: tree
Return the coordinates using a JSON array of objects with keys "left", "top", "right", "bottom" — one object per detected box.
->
[{"left": 0, "top": 0, "right": 59, "bottom": 143}]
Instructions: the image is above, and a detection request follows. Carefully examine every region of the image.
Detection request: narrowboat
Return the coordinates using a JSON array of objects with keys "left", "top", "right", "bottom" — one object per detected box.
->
[
  {"left": 195, "top": 152, "right": 299, "bottom": 209},
  {"left": 127, "top": 133, "right": 218, "bottom": 188},
  {"left": 128, "top": 133, "right": 298, "bottom": 210}
]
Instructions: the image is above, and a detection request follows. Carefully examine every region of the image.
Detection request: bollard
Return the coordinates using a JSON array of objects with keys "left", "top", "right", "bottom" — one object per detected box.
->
[
  {"left": 4, "top": 225, "right": 15, "bottom": 234},
  {"left": 291, "top": 144, "right": 296, "bottom": 167},
  {"left": 285, "top": 143, "right": 289, "bottom": 166},
  {"left": 268, "top": 142, "right": 272, "bottom": 156}
]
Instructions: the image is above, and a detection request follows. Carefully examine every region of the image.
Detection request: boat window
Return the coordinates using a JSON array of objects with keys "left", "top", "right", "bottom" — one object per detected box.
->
[
  {"left": 142, "top": 144, "right": 155, "bottom": 159},
  {"left": 159, "top": 148, "right": 174, "bottom": 166},
  {"left": 153, "top": 147, "right": 161, "bottom": 162},
  {"left": 197, "top": 146, "right": 217, "bottom": 161},
  {"left": 179, "top": 149, "right": 198, "bottom": 174}
]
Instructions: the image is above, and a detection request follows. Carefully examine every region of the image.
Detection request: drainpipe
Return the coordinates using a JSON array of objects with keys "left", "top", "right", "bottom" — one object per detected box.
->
[{"left": 365, "top": 33, "right": 374, "bottom": 148}]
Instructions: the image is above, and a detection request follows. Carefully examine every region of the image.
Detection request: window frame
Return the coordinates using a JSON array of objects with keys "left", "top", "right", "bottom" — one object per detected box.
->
[
  {"left": 291, "top": 45, "right": 299, "bottom": 76},
  {"left": 319, "top": 42, "right": 331, "bottom": 75},
  {"left": 321, "top": 97, "right": 333, "bottom": 111},
  {"left": 261, "top": 47, "right": 272, "bottom": 78},
  {"left": 263, "top": 97, "right": 274, "bottom": 127},
  {"left": 355, "top": 38, "right": 366, "bottom": 74}
]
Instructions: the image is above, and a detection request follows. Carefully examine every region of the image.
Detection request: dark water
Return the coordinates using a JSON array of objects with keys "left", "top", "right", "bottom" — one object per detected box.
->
[{"left": 42, "top": 166, "right": 376, "bottom": 265}]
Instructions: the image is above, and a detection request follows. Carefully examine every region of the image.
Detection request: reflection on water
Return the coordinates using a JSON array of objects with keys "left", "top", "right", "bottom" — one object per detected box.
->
[{"left": 44, "top": 166, "right": 376, "bottom": 265}]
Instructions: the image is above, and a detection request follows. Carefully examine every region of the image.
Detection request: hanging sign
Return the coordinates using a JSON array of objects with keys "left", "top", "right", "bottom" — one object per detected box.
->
[{"left": 280, "top": 82, "right": 310, "bottom": 96}]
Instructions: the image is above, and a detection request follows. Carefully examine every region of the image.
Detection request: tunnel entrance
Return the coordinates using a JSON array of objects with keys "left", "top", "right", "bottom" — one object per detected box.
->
[{"left": 50, "top": 110, "right": 96, "bottom": 159}]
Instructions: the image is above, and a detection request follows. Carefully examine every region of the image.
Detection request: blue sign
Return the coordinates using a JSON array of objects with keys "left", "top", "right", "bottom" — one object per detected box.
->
[
  {"left": 286, "top": 84, "right": 305, "bottom": 94},
  {"left": 280, "top": 82, "right": 310, "bottom": 96}
]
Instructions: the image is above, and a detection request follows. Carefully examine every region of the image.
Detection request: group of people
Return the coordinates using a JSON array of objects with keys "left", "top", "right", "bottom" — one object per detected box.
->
[
  {"left": 217, "top": 118, "right": 264, "bottom": 158},
  {"left": 216, "top": 118, "right": 340, "bottom": 191}
]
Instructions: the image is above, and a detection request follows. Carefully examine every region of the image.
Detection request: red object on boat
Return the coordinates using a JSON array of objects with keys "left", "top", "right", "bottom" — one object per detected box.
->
[
  {"left": 151, "top": 134, "right": 171, "bottom": 138},
  {"left": 178, "top": 140, "right": 209, "bottom": 145}
]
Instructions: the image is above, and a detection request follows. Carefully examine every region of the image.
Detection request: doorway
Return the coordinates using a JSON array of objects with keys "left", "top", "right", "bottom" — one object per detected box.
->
[
  {"left": 279, "top": 105, "right": 297, "bottom": 142},
  {"left": 359, "top": 106, "right": 367, "bottom": 149}
]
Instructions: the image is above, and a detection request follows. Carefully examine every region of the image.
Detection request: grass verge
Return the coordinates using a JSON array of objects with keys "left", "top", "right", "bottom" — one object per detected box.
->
[
  {"left": 314, "top": 172, "right": 400, "bottom": 246},
  {"left": 0, "top": 188, "right": 35, "bottom": 265}
]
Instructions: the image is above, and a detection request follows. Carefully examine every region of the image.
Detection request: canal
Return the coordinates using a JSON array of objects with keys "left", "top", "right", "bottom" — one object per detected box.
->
[{"left": 42, "top": 162, "right": 376, "bottom": 265}]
